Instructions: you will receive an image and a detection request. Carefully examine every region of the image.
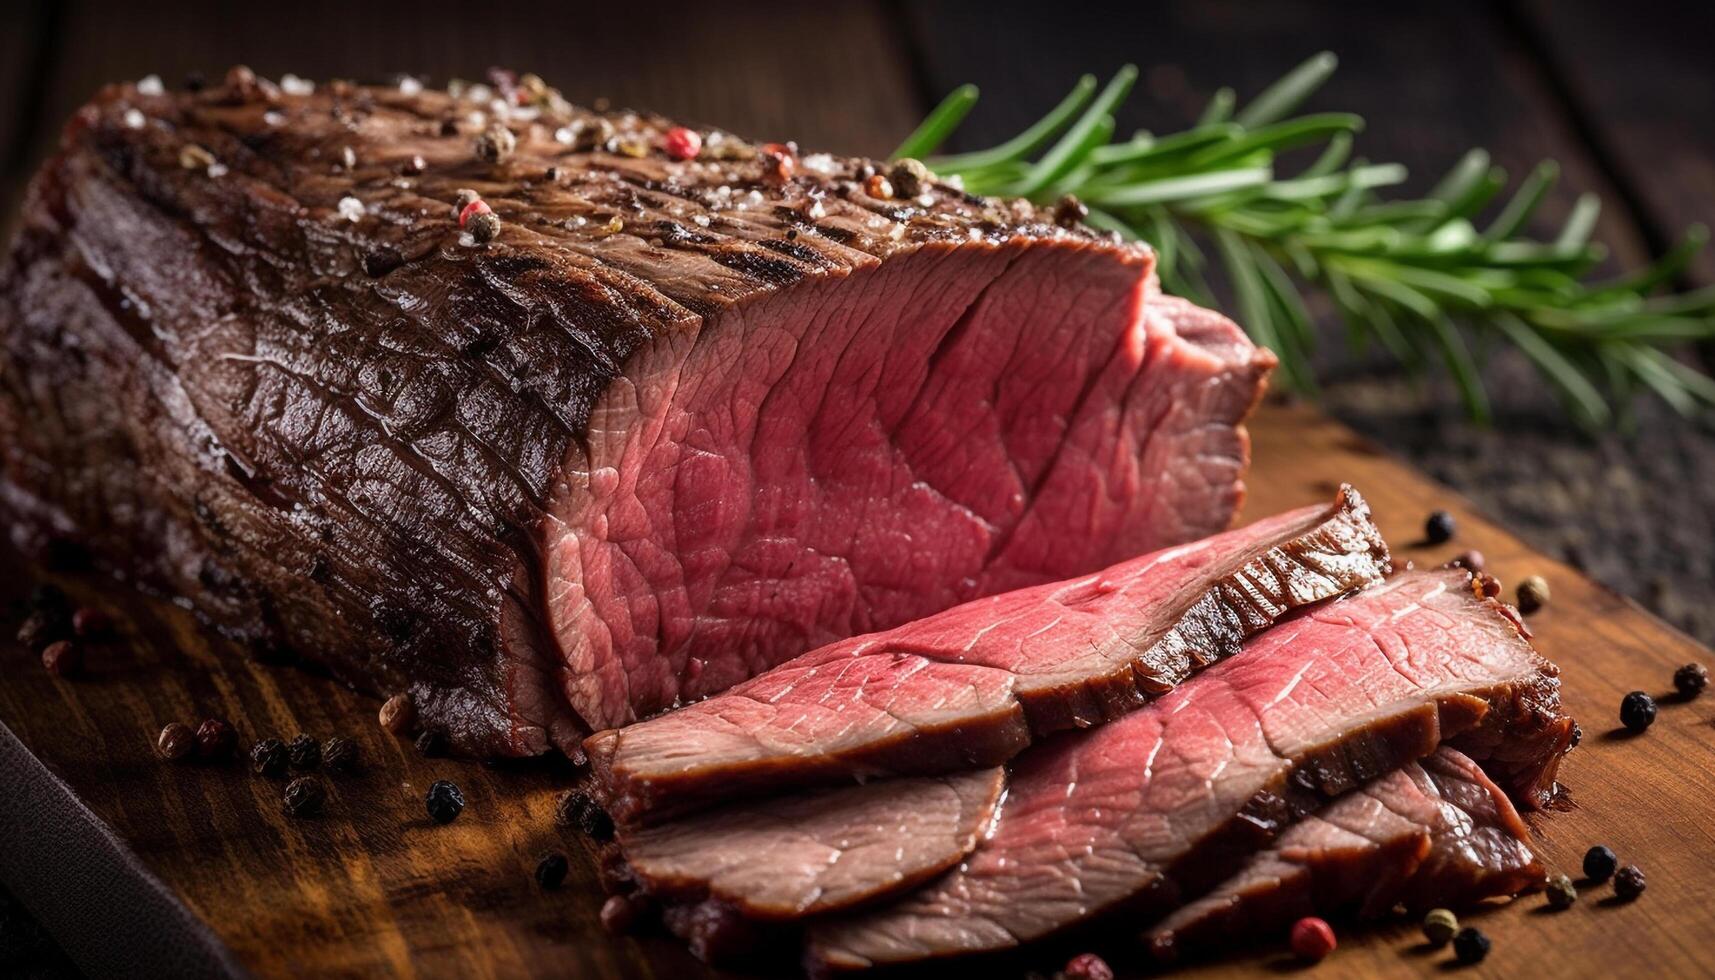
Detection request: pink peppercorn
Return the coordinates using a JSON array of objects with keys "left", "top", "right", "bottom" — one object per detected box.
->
[
  {"left": 458, "top": 198, "right": 492, "bottom": 228},
  {"left": 663, "top": 127, "right": 702, "bottom": 161},
  {"left": 1290, "top": 916, "right": 1336, "bottom": 962},
  {"left": 1062, "top": 952, "right": 1113, "bottom": 980}
]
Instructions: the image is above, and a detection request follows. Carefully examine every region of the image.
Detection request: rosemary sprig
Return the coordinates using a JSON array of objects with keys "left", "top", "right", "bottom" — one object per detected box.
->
[{"left": 897, "top": 52, "right": 1715, "bottom": 427}]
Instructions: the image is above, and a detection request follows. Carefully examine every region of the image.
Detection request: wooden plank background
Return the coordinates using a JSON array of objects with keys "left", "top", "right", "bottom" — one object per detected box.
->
[{"left": 2, "top": 1, "right": 1715, "bottom": 977}]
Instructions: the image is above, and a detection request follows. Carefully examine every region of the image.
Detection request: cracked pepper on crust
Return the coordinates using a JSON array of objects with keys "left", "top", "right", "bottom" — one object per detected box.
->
[{"left": 0, "top": 68, "right": 1274, "bottom": 753}]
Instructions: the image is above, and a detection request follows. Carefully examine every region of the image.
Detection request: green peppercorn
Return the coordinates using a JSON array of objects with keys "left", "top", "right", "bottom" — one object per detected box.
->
[
  {"left": 1516, "top": 575, "right": 1551, "bottom": 614},
  {"left": 1613, "top": 864, "right": 1646, "bottom": 901},
  {"left": 1545, "top": 873, "right": 1577, "bottom": 909},
  {"left": 888, "top": 158, "right": 931, "bottom": 197},
  {"left": 1583, "top": 845, "right": 1618, "bottom": 882},
  {"left": 1421, "top": 908, "right": 1458, "bottom": 946},
  {"left": 1452, "top": 926, "right": 1490, "bottom": 964}
]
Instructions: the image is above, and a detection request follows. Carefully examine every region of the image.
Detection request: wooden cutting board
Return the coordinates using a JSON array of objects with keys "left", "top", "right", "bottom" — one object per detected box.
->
[{"left": 3, "top": 399, "right": 1713, "bottom": 979}]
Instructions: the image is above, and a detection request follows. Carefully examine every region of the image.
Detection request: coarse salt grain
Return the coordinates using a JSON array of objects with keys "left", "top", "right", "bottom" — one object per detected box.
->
[
  {"left": 554, "top": 126, "right": 576, "bottom": 145},
  {"left": 466, "top": 84, "right": 493, "bottom": 104},
  {"left": 337, "top": 197, "right": 364, "bottom": 222},
  {"left": 467, "top": 111, "right": 487, "bottom": 128},
  {"left": 341, "top": 146, "right": 357, "bottom": 169},
  {"left": 123, "top": 109, "right": 146, "bottom": 130},
  {"left": 806, "top": 200, "right": 826, "bottom": 219},
  {"left": 137, "top": 74, "right": 164, "bottom": 96},
  {"left": 568, "top": 216, "right": 587, "bottom": 228},
  {"left": 801, "top": 153, "right": 836, "bottom": 175},
  {"left": 745, "top": 190, "right": 764, "bottom": 205},
  {"left": 280, "top": 74, "right": 314, "bottom": 96},
  {"left": 944, "top": 174, "right": 965, "bottom": 190},
  {"left": 398, "top": 76, "right": 423, "bottom": 96},
  {"left": 459, "top": 232, "right": 476, "bottom": 247},
  {"left": 263, "top": 111, "right": 286, "bottom": 127},
  {"left": 692, "top": 214, "right": 711, "bottom": 227},
  {"left": 207, "top": 163, "right": 229, "bottom": 179}
]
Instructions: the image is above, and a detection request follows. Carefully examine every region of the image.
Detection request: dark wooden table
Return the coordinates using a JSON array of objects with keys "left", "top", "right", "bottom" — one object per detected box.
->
[{"left": 2, "top": 2, "right": 1714, "bottom": 977}]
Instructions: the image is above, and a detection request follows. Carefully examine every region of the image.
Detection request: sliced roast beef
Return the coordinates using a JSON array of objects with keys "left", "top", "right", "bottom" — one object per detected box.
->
[
  {"left": 1145, "top": 746, "right": 1541, "bottom": 963},
  {"left": 586, "top": 487, "right": 1388, "bottom": 822},
  {"left": 807, "top": 569, "right": 1573, "bottom": 970},
  {"left": 619, "top": 767, "right": 1004, "bottom": 920},
  {"left": 0, "top": 73, "right": 1274, "bottom": 753}
]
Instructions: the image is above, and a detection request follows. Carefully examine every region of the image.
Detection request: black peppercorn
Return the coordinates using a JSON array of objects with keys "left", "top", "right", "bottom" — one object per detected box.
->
[
  {"left": 322, "top": 736, "right": 359, "bottom": 773},
  {"left": 362, "top": 246, "right": 403, "bottom": 277},
  {"left": 556, "top": 790, "right": 614, "bottom": 841},
  {"left": 426, "top": 779, "right": 465, "bottom": 824},
  {"left": 196, "top": 718, "right": 237, "bottom": 760},
  {"left": 1425, "top": 509, "right": 1456, "bottom": 543},
  {"left": 1545, "top": 873, "right": 1577, "bottom": 909},
  {"left": 1452, "top": 926, "right": 1490, "bottom": 964},
  {"left": 1620, "top": 691, "right": 1656, "bottom": 732},
  {"left": 889, "top": 158, "right": 931, "bottom": 198},
  {"left": 415, "top": 729, "right": 446, "bottom": 757},
  {"left": 283, "top": 776, "right": 326, "bottom": 817},
  {"left": 287, "top": 733, "right": 321, "bottom": 770},
  {"left": 1674, "top": 662, "right": 1708, "bottom": 698},
  {"left": 157, "top": 722, "right": 196, "bottom": 761},
  {"left": 535, "top": 852, "right": 569, "bottom": 889},
  {"left": 1613, "top": 864, "right": 1646, "bottom": 901},
  {"left": 1569, "top": 720, "right": 1583, "bottom": 747},
  {"left": 250, "top": 738, "right": 288, "bottom": 777},
  {"left": 1583, "top": 844, "right": 1617, "bottom": 882}
]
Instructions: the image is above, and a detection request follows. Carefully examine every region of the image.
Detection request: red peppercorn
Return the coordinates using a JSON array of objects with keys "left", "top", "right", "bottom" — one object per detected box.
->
[
  {"left": 663, "top": 127, "right": 702, "bottom": 161},
  {"left": 41, "top": 640, "right": 82, "bottom": 677},
  {"left": 1063, "top": 952, "right": 1114, "bottom": 980},
  {"left": 196, "top": 717, "right": 238, "bottom": 760},
  {"left": 458, "top": 198, "right": 492, "bottom": 228},
  {"left": 72, "top": 606, "right": 113, "bottom": 639},
  {"left": 1289, "top": 917, "right": 1336, "bottom": 962},
  {"left": 760, "top": 142, "right": 795, "bottom": 183}
]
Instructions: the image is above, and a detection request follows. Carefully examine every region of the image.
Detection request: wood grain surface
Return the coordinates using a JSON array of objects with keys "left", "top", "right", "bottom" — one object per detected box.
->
[
  {"left": 4, "top": 2, "right": 1715, "bottom": 977},
  {"left": 4, "top": 399, "right": 1715, "bottom": 979}
]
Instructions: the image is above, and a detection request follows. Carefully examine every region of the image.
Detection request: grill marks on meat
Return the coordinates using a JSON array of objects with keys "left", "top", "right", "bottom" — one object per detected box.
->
[
  {"left": 1145, "top": 747, "right": 1541, "bottom": 963},
  {"left": 619, "top": 768, "right": 1005, "bottom": 920},
  {"left": 586, "top": 486, "right": 1388, "bottom": 825},
  {"left": 806, "top": 570, "right": 1573, "bottom": 970},
  {"left": 0, "top": 76, "right": 1274, "bottom": 752}
]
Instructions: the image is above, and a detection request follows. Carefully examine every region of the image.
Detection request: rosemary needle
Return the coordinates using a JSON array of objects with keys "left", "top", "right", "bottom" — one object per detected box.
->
[{"left": 896, "top": 52, "right": 1715, "bottom": 427}]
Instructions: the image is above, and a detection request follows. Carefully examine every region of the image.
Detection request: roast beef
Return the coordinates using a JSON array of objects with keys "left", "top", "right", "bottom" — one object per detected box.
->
[
  {"left": 0, "top": 71, "right": 1275, "bottom": 753},
  {"left": 807, "top": 569, "right": 1573, "bottom": 969},
  {"left": 586, "top": 487, "right": 1387, "bottom": 822},
  {"left": 619, "top": 767, "right": 1004, "bottom": 920},
  {"left": 1145, "top": 746, "right": 1542, "bottom": 962}
]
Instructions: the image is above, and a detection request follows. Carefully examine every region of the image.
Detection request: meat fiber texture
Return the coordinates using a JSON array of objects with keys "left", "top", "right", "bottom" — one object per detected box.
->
[
  {"left": 587, "top": 487, "right": 1388, "bottom": 823},
  {"left": 1145, "top": 746, "right": 1542, "bottom": 963},
  {"left": 0, "top": 72, "right": 1274, "bottom": 754},
  {"left": 807, "top": 569, "right": 1574, "bottom": 969}
]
